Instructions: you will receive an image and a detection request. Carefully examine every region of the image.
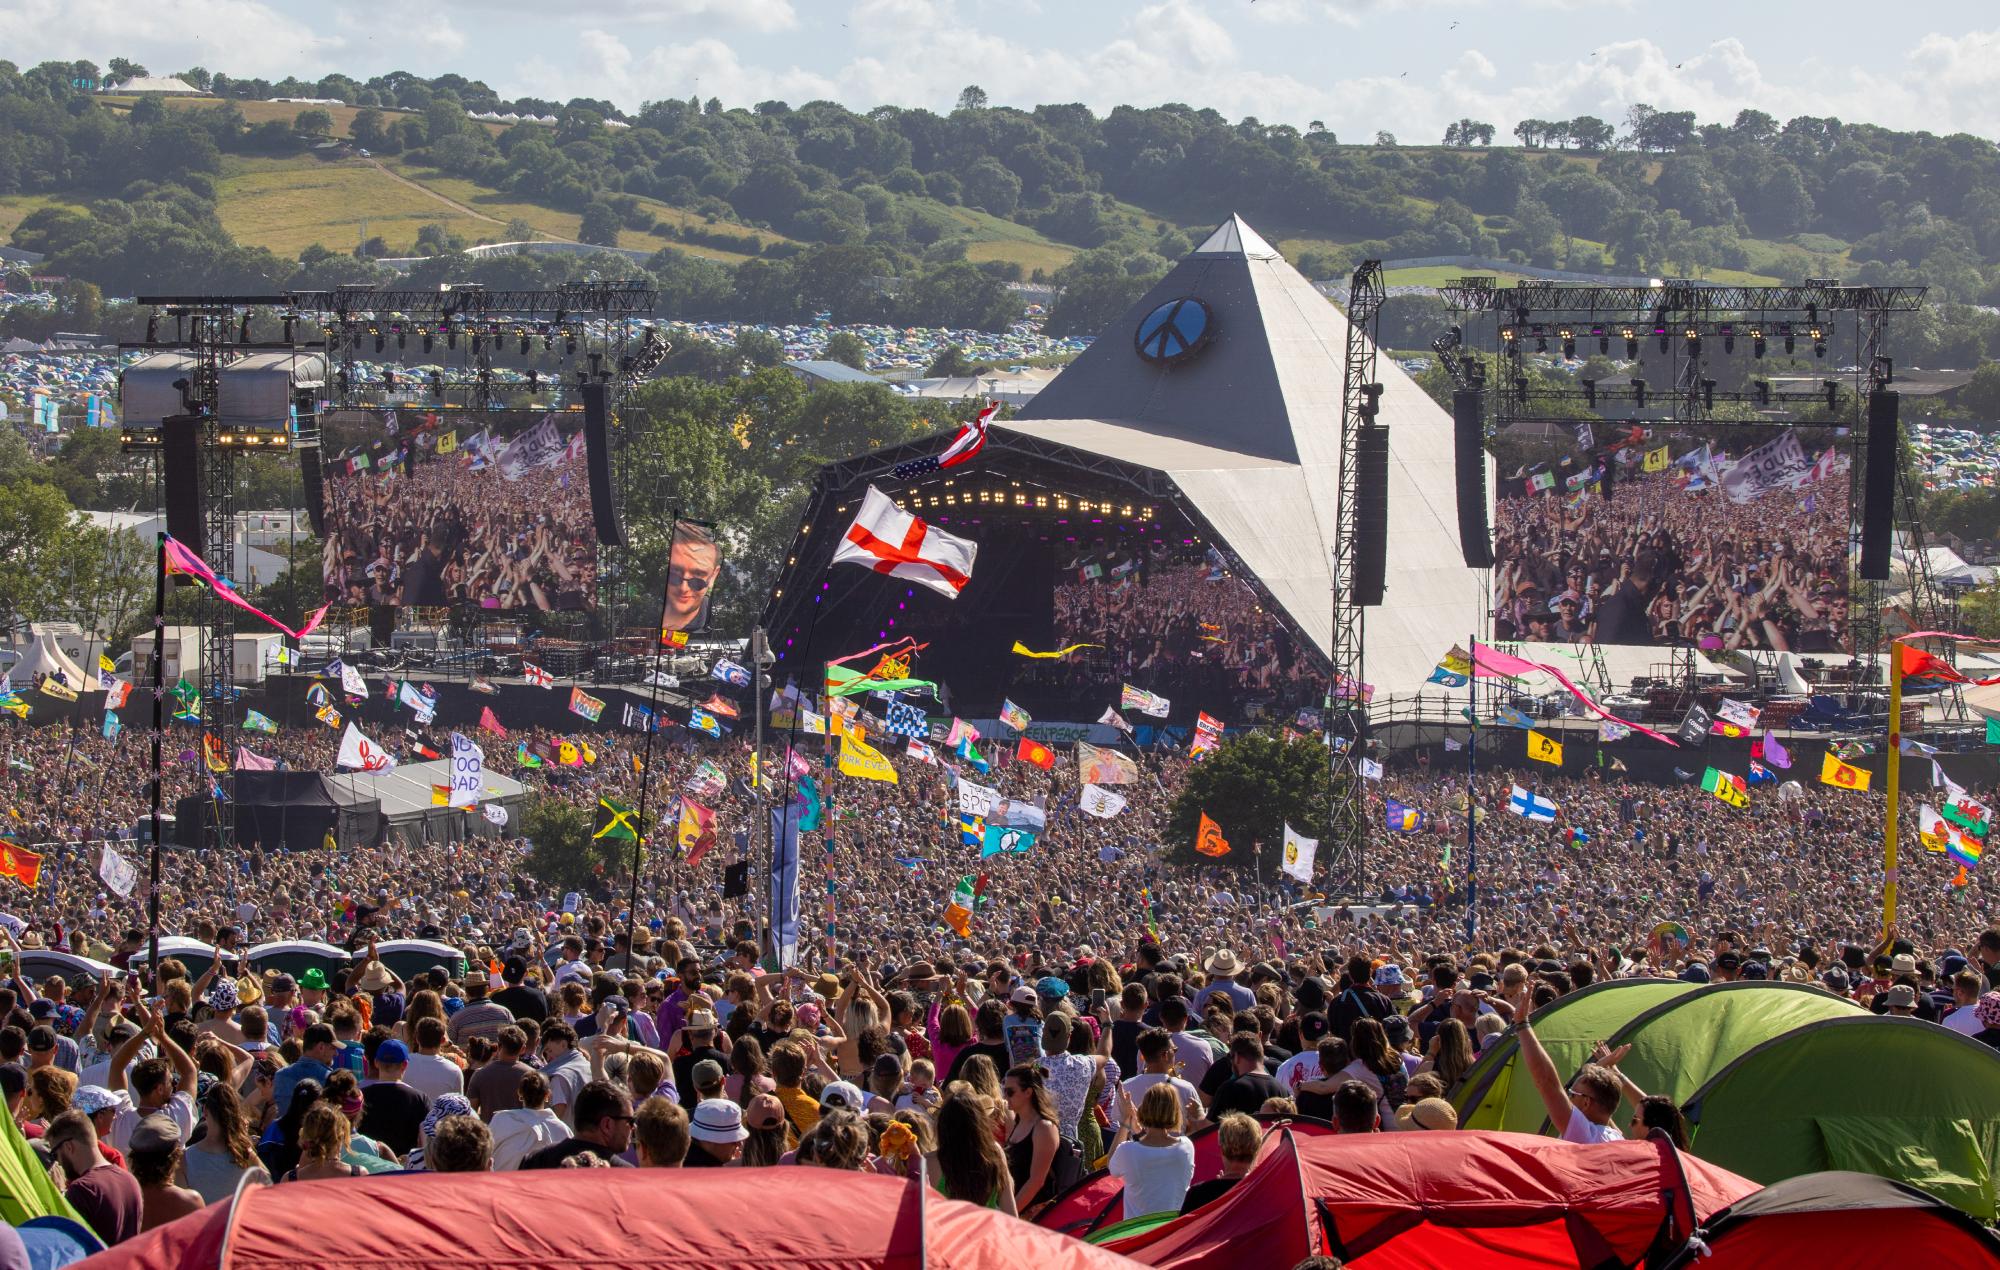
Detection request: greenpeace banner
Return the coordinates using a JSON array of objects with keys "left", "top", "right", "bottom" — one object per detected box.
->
[
  {"left": 449, "top": 732, "right": 484, "bottom": 808},
  {"left": 1721, "top": 430, "right": 1814, "bottom": 504}
]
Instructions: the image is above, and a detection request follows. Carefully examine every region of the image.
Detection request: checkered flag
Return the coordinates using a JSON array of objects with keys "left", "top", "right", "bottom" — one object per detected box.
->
[{"left": 884, "top": 699, "right": 929, "bottom": 738}]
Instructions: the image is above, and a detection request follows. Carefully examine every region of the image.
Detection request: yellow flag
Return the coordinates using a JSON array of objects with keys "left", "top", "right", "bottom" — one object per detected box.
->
[
  {"left": 98, "top": 653, "right": 116, "bottom": 674},
  {"left": 431, "top": 784, "right": 451, "bottom": 806},
  {"left": 437, "top": 430, "right": 458, "bottom": 455},
  {"left": 1011, "top": 640, "right": 1101, "bottom": 659},
  {"left": 1526, "top": 731, "right": 1563, "bottom": 765},
  {"left": 1820, "top": 750, "right": 1871, "bottom": 791},
  {"left": 1643, "top": 445, "right": 1669, "bottom": 473},
  {"left": 838, "top": 730, "right": 899, "bottom": 783}
]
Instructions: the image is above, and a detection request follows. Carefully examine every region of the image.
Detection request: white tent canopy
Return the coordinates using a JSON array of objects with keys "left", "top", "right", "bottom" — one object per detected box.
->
[
  {"left": 326, "top": 757, "right": 525, "bottom": 825},
  {"left": 11, "top": 631, "right": 87, "bottom": 692}
]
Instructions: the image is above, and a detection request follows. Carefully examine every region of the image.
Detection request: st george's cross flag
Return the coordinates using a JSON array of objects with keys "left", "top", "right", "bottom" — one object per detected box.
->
[
  {"left": 521, "top": 661, "right": 554, "bottom": 688},
  {"left": 831, "top": 485, "right": 978, "bottom": 600}
]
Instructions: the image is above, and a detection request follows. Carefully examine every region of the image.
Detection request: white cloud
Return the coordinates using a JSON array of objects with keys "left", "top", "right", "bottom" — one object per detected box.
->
[
  {"left": 0, "top": 0, "right": 338, "bottom": 79},
  {"left": 463, "top": 0, "right": 799, "bottom": 30},
  {"left": 516, "top": 30, "right": 838, "bottom": 111}
]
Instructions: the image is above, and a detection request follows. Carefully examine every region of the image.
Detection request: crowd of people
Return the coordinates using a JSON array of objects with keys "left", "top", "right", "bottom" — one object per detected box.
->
[
  {"left": 319, "top": 411, "right": 598, "bottom": 612},
  {"left": 1, "top": 684, "right": 1997, "bottom": 1250},
  {"left": 1491, "top": 443, "right": 1851, "bottom": 653}
]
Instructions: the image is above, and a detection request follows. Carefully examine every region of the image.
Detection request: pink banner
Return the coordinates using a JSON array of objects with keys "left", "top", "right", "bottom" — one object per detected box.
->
[
  {"left": 1471, "top": 642, "right": 1679, "bottom": 746},
  {"left": 164, "top": 536, "right": 330, "bottom": 641}
]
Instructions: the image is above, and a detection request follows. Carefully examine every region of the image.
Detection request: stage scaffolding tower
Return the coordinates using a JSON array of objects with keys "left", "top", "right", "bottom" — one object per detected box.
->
[{"left": 1328, "top": 260, "right": 1386, "bottom": 898}]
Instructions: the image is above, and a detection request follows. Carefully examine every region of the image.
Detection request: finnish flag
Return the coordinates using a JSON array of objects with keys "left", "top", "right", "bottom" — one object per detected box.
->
[{"left": 1508, "top": 783, "right": 1558, "bottom": 822}]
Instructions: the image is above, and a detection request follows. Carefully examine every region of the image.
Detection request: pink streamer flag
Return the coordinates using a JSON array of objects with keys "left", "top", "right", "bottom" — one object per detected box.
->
[
  {"left": 164, "top": 536, "right": 330, "bottom": 641},
  {"left": 235, "top": 746, "right": 277, "bottom": 771},
  {"left": 1471, "top": 642, "right": 1678, "bottom": 746}
]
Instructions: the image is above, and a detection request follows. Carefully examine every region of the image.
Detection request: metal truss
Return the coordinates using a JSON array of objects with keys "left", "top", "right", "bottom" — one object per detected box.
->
[{"left": 1329, "top": 260, "right": 1386, "bottom": 899}]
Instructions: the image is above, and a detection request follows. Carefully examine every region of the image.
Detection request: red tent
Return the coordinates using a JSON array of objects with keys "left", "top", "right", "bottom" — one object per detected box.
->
[
  {"left": 1659, "top": 1171, "right": 2000, "bottom": 1269},
  {"left": 1102, "top": 1128, "right": 1757, "bottom": 1269},
  {"left": 1035, "top": 1115, "right": 1338, "bottom": 1238},
  {"left": 76, "top": 1168, "right": 1145, "bottom": 1270}
]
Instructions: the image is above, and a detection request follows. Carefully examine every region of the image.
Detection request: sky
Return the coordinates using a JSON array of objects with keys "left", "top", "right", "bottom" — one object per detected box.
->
[{"left": 9, "top": 0, "right": 2000, "bottom": 142}]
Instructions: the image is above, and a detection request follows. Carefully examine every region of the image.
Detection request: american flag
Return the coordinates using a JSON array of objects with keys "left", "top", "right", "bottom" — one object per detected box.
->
[{"left": 891, "top": 401, "right": 998, "bottom": 480}]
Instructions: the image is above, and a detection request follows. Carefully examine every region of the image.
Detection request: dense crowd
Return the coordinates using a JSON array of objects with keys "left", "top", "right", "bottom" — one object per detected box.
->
[
  {"left": 318, "top": 413, "right": 598, "bottom": 612},
  {"left": 1492, "top": 452, "right": 1851, "bottom": 653},
  {"left": 1, "top": 701, "right": 1997, "bottom": 1250}
]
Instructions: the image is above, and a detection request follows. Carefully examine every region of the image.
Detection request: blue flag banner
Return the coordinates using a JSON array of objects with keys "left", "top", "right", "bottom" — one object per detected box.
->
[{"left": 769, "top": 803, "right": 805, "bottom": 968}]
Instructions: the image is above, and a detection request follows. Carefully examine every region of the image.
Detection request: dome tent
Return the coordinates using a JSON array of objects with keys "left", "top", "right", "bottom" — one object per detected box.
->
[
  {"left": 1454, "top": 977, "right": 1696, "bottom": 1132},
  {"left": 1681, "top": 1016, "right": 2000, "bottom": 1220},
  {"left": 1659, "top": 1171, "right": 2000, "bottom": 1269},
  {"left": 1100, "top": 1127, "right": 1754, "bottom": 1269},
  {"left": 1533, "top": 981, "right": 1865, "bottom": 1133},
  {"left": 73, "top": 1169, "right": 1144, "bottom": 1270}
]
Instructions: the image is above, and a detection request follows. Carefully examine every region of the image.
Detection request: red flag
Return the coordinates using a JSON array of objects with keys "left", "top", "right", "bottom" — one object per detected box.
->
[
  {"left": 1900, "top": 644, "right": 1965, "bottom": 683},
  {"left": 701, "top": 693, "right": 740, "bottom": 720},
  {"left": 1016, "top": 737, "right": 1055, "bottom": 769},
  {"left": 479, "top": 706, "right": 508, "bottom": 739},
  {"left": 0, "top": 840, "right": 43, "bottom": 888}
]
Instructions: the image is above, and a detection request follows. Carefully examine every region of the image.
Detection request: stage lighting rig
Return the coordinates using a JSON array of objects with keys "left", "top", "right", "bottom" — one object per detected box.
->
[
  {"left": 1560, "top": 327, "right": 1576, "bottom": 358},
  {"left": 1751, "top": 327, "right": 1765, "bottom": 358},
  {"left": 1622, "top": 326, "right": 1638, "bottom": 358},
  {"left": 1811, "top": 326, "right": 1827, "bottom": 357}
]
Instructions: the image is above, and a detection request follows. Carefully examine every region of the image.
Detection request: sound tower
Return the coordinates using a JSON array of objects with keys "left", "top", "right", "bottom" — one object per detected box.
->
[
  {"left": 162, "top": 413, "right": 205, "bottom": 557},
  {"left": 1453, "top": 388, "right": 1494, "bottom": 568},
  {"left": 1352, "top": 426, "right": 1389, "bottom": 606},
  {"left": 1859, "top": 387, "right": 1899, "bottom": 580},
  {"left": 299, "top": 445, "right": 326, "bottom": 536},
  {"left": 581, "top": 381, "right": 626, "bottom": 548}
]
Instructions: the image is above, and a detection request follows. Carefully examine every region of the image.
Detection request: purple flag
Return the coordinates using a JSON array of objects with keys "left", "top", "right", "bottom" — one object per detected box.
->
[{"left": 1761, "top": 732, "right": 1792, "bottom": 769}]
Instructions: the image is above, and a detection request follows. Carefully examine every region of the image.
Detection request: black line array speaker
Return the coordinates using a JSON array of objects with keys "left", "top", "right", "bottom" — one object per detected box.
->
[
  {"left": 162, "top": 413, "right": 205, "bottom": 558},
  {"left": 1352, "top": 425, "right": 1389, "bottom": 606},
  {"left": 369, "top": 605, "right": 397, "bottom": 648},
  {"left": 1453, "top": 388, "right": 1494, "bottom": 568},
  {"left": 1859, "top": 387, "right": 1899, "bottom": 580},
  {"left": 581, "top": 381, "right": 626, "bottom": 548},
  {"left": 299, "top": 445, "right": 326, "bottom": 537}
]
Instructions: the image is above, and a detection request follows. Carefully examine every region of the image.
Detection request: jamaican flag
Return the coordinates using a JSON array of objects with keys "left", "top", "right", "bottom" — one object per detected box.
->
[{"left": 594, "top": 795, "right": 641, "bottom": 842}]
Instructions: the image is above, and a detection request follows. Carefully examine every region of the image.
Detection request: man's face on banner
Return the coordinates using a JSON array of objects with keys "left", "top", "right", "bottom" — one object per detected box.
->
[{"left": 663, "top": 532, "right": 720, "bottom": 632}]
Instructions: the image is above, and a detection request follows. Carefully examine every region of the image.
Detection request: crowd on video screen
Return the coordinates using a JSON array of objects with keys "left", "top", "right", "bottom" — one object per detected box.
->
[
  {"left": 319, "top": 410, "right": 599, "bottom": 612},
  {"left": 1036, "top": 537, "right": 1324, "bottom": 716},
  {"left": 1491, "top": 435, "right": 1850, "bottom": 653}
]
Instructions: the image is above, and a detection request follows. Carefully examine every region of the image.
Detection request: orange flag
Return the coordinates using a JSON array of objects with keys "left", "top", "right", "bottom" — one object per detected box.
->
[
  {"left": 1196, "top": 811, "right": 1231, "bottom": 857},
  {"left": 1016, "top": 737, "right": 1055, "bottom": 769}
]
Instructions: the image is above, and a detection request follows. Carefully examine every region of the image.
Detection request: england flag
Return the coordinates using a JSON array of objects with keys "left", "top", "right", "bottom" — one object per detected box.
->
[{"left": 831, "top": 485, "right": 978, "bottom": 600}]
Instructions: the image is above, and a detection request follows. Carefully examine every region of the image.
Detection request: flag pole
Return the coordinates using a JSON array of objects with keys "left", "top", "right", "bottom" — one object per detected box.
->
[
  {"left": 148, "top": 532, "right": 166, "bottom": 990},
  {"left": 1884, "top": 638, "right": 1902, "bottom": 942},
  {"left": 1464, "top": 630, "right": 1478, "bottom": 949},
  {"left": 629, "top": 513, "right": 684, "bottom": 969}
]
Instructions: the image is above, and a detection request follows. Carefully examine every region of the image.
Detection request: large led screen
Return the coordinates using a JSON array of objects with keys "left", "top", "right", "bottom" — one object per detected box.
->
[{"left": 319, "top": 407, "right": 598, "bottom": 611}]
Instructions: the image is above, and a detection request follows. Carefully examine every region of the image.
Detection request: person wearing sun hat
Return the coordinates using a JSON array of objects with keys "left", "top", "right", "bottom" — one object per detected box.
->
[
  {"left": 686, "top": 1098, "right": 748, "bottom": 1166},
  {"left": 1195, "top": 948, "right": 1253, "bottom": 1014}
]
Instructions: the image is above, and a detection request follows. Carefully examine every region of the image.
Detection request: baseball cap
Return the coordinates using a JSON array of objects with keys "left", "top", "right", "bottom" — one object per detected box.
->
[
  {"left": 375, "top": 1039, "right": 410, "bottom": 1065},
  {"left": 72, "top": 1086, "right": 128, "bottom": 1117},
  {"left": 1821, "top": 967, "right": 1850, "bottom": 993},
  {"left": 692, "top": 1059, "right": 725, "bottom": 1089},
  {"left": 1009, "top": 985, "right": 1037, "bottom": 1006},
  {"left": 127, "top": 1116, "right": 182, "bottom": 1155},
  {"left": 743, "top": 1093, "right": 785, "bottom": 1133},
  {"left": 818, "top": 1080, "right": 866, "bottom": 1112},
  {"left": 689, "top": 1099, "right": 749, "bottom": 1143},
  {"left": 1679, "top": 963, "right": 1711, "bottom": 984},
  {"left": 1740, "top": 961, "right": 1769, "bottom": 981}
]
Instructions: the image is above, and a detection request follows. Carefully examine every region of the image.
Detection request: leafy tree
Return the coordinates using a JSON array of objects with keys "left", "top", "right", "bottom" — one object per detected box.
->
[
  {"left": 293, "top": 108, "right": 333, "bottom": 136},
  {"left": 502, "top": 217, "right": 536, "bottom": 242},
  {"left": 735, "top": 329, "right": 786, "bottom": 369},
  {"left": 956, "top": 85, "right": 989, "bottom": 112},
  {"left": 961, "top": 157, "right": 1021, "bottom": 216},
  {"left": 578, "top": 201, "right": 621, "bottom": 247},
  {"left": 1959, "top": 362, "right": 2000, "bottom": 420},
  {"left": 822, "top": 330, "right": 869, "bottom": 369},
  {"left": 0, "top": 479, "right": 91, "bottom": 635},
  {"left": 106, "top": 58, "right": 148, "bottom": 83},
  {"left": 522, "top": 795, "right": 624, "bottom": 893},
  {"left": 1164, "top": 733, "right": 1334, "bottom": 873},
  {"left": 350, "top": 108, "right": 386, "bottom": 151},
  {"left": 1375, "top": 131, "right": 1397, "bottom": 147},
  {"left": 1046, "top": 247, "right": 1164, "bottom": 337},
  {"left": 926, "top": 345, "right": 981, "bottom": 377}
]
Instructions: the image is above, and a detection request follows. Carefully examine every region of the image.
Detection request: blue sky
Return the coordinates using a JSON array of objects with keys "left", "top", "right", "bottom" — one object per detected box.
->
[{"left": 8, "top": 0, "right": 2000, "bottom": 141}]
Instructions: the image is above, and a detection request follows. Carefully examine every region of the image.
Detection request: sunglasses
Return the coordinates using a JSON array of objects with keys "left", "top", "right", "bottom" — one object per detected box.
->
[{"left": 667, "top": 570, "right": 712, "bottom": 591}]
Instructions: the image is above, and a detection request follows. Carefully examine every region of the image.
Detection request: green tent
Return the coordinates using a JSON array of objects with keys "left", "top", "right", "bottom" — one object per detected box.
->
[
  {"left": 1454, "top": 978, "right": 1696, "bottom": 1133},
  {"left": 1684, "top": 1017, "right": 2000, "bottom": 1221},
  {"left": 0, "top": 1103, "right": 81, "bottom": 1226},
  {"left": 1544, "top": 982, "right": 1865, "bottom": 1132}
]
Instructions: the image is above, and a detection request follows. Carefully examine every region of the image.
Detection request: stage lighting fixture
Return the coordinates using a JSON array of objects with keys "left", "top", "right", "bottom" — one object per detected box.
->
[
  {"left": 1582, "top": 379, "right": 1598, "bottom": 409},
  {"left": 1755, "top": 380, "right": 1771, "bottom": 406},
  {"left": 543, "top": 331, "right": 555, "bottom": 352},
  {"left": 1622, "top": 326, "right": 1637, "bottom": 358},
  {"left": 373, "top": 329, "right": 384, "bottom": 354},
  {"left": 1532, "top": 324, "right": 1548, "bottom": 353},
  {"left": 1780, "top": 323, "right": 1795, "bottom": 355},
  {"left": 423, "top": 331, "right": 434, "bottom": 354},
  {"left": 1751, "top": 328, "right": 1765, "bottom": 358},
  {"left": 146, "top": 313, "right": 159, "bottom": 343},
  {"left": 430, "top": 370, "right": 445, "bottom": 397},
  {"left": 1513, "top": 375, "right": 1529, "bottom": 404},
  {"left": 1684, "top": 328, "right": 1701, "bottom": 357},
  {"left": 1657, "top": 326, "right": 1670, "bottom": 354},
  {"left": 1824, "top": 379, "right": 1839, "bottom": 411},
  {"left": 1560, "top": 328, "right": 1576, "bottom": 359},
  {"left": 384, "top": 369, "right": 397, "bottom": 392},
  {"left": 395, "top": 325, "right": 407, "bottom": 350},
  {"left": 336, "top": 369, "right": 349, "bottom": 397},
  {"left": 565, "top": 331, "right": 578, "bottom": 356},
  {"left": 1631, "top": 378, "right": 1648, "bottom": 409},
  {"left": 1811, "top": 326, "right": 1826, "bottom": 357},
  {"left": 283, "top": 315, "right": 297, "bottom": 343},
  {"left": 1702, "top": 378, "right": 1717, "bottom": 411},
  {"left": 447, "top": 326, "right": 458, "bottom": 350},
  {"left": 1591, "top": 325, "right": 1607, "bottom": 355},
  {"left": 526, "top": 370, "right": 540, "bottom": 391},
  {"left": 1499, "top": 326, "right": 1516, "bottom": 344},
  {"left": 519, "top": 328, "right": 531, "bottom": 355},
  {"left": 1720, "top": 324, "right": 1735, "bottom": 354},
  {"left": 239, "top": 313, "right": 252, "bottom": 343}
]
